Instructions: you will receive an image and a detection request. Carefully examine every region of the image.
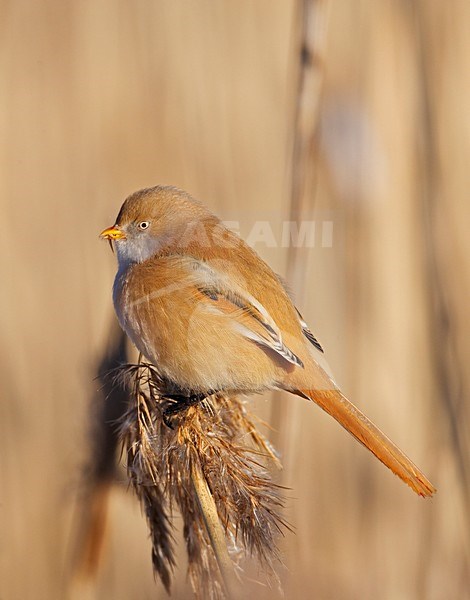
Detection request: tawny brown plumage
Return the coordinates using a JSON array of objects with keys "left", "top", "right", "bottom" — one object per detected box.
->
[{"left": 101, "top": 185, "right": 436, "bottom": 497}]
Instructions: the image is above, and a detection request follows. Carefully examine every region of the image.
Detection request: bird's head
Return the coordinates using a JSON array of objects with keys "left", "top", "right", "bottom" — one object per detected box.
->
[{"left": 100, "top": 185, "right": 214, "bottom": 269}]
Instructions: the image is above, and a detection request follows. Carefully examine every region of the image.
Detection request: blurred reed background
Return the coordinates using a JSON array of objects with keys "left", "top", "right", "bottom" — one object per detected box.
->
[{"left": 1, "top": 1, "right": 469, "bottom": 599}]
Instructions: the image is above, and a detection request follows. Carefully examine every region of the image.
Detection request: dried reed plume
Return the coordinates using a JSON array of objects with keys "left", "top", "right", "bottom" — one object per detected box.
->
[{"left": 116, "top": 360, "right": 289, "bottom": 598}]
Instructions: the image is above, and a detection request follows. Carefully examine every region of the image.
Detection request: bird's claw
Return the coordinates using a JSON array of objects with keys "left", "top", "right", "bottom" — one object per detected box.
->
[{"left": 161, "top": 392, "right": 215, "bottom": 429}]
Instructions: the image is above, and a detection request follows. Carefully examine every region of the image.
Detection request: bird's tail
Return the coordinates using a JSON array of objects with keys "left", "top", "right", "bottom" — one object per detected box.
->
[{"left": 296, "top": 387, "right": 436, "bottom": 497}]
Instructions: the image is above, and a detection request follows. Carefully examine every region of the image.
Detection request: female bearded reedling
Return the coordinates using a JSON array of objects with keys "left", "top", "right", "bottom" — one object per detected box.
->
[{"left": 101, "top": 185, "right": 436, "bottom": 497}]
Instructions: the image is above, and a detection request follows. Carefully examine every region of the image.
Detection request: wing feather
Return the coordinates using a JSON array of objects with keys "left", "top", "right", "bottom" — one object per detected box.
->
[{"left": 187, "top": 260, "right": 304, "bottom": 368}]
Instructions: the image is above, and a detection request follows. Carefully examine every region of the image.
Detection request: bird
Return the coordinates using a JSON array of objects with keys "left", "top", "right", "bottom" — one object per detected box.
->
[{"left": 100, "top": 185, "right": 435, "bottom": 497}]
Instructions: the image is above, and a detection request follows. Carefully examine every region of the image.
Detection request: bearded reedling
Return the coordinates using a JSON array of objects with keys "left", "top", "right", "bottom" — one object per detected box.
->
[{"left": 101, "top": 185, "right": 435, "bottom": 498}]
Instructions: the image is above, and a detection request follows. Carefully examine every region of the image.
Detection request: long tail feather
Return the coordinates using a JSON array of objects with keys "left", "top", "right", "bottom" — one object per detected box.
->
[{"left": 297, "top": 388, "right": 436, "bottom": 497}]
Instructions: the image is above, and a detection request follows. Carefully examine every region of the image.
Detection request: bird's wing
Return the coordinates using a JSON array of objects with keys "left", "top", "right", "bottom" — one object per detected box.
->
[
  {"left": 274, "top": 273, "right": 324, "bottom": 353},
  {"left": 295, "top": 308, "right": 324, "bottom": 353},
  {"left": 185, "top": 258, "right": 304, "bottom": 368}
]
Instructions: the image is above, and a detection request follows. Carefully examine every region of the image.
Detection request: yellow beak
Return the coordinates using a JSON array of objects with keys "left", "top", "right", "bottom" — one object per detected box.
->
[{"left": 100, "top": 225, "right": 127, "bottom": 241}]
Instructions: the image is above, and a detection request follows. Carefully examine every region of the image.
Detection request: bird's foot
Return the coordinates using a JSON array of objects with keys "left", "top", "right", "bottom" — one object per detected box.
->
[{"left": 161, "top": 391, "right": 215, "bottom": 429}]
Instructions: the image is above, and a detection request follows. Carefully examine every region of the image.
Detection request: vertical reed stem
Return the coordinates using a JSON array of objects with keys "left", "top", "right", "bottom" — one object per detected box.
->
[{"left": 190, "top": 458, "right": 237, "bottom": 599}]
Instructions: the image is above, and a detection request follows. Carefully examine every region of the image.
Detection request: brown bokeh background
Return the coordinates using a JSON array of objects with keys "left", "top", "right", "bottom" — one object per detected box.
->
[{"left": 1, "top": 1, "right": 469, "bottom": 599}]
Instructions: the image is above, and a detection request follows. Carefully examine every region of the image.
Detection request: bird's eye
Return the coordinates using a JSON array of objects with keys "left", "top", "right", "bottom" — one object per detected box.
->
[{"left": 138, "top": 221, "right": 150, "bottom": 230}]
